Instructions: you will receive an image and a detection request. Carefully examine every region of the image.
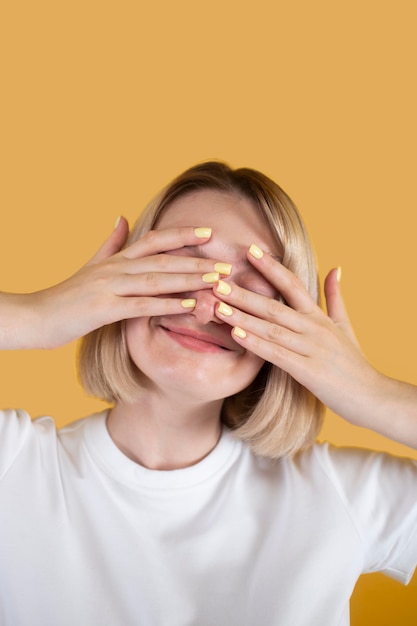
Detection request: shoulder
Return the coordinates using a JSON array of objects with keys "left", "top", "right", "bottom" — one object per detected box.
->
[
  {"left": 300, "top": 443, "right": 417, "bottom": 556},
  {"left": 282, "top": 441, "right": 417, "bottom": 503},
  {"left": 0, "top": 408, "right": 107, "bottom": 478},
  {"left": 0, "top": 408, "right": 55, "bottom": 478},
  {"left": 250, "top": 441, "right": 417, "bottom": 517},
  {"left": 317, "top": 443, "right": 417, "bottom": 584},
  {"left": 0, "top": 407, "right": 35, "bottom": 440},
  {"left": 303, "top": 441, "right": 417, "bottom": 493},
  {"left": 0, "top": 406, "right": 57, "bottom": 445}
]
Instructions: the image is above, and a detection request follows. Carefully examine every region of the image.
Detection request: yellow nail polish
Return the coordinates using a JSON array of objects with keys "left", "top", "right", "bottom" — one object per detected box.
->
[
  {"left": 249, "top": 244, "right": 264, "bottom": 259},
  {"left": 233, "top": 327, "right": 247, "bottom": 339},
  {"left": 114, "top": 215, "right": 122, "bottom": 229},
  {"left": 336, "top": 266, "right": 342, "bottom": 283},
  {"left": 214, "top": 262, "right": 232, "bottom": 276},
  {"left": 217, "top": 302, "right": 233, "bottom": 316},
  {"left": 194, "top": 227, "right": 212, "bottom": 239},
  {"left": 216, "top": 280, "right": 232, "bottom": 296},
  {"left": 202, "top": 272, "right": 220, "bottom": 283},
  {"left": 181, "top": 299, "right": 196, "bottom": 309}
]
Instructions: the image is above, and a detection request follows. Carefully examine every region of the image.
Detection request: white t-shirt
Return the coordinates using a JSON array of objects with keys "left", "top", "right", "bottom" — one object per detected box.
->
[{"left": 0, "top": 409, "right": 416, "bottom": 626}]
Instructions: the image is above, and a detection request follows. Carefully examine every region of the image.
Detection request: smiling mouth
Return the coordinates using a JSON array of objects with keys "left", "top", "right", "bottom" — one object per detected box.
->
[{"left": 160, "top": 325, "right": 233, "bottom": 354}]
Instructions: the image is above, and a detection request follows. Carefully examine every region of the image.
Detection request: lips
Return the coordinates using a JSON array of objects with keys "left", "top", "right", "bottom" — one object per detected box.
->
[{"left": 159, "top": 323, "right": 237, "bottom": 353}]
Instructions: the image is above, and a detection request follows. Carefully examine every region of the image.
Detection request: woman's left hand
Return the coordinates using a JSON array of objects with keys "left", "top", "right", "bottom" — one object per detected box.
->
[{"left": 214, "top": 244, "right": 383, "bottom": 427}]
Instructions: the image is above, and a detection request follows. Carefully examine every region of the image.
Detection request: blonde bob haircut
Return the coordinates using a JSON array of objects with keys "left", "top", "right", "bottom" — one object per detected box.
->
[{"left": 78, "top": 161, "right": 324, "bottom": 459}]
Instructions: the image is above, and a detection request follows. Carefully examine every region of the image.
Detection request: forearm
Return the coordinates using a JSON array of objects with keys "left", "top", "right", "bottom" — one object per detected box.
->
[
  {"left": 349, "top": 371, "right": 417, "bottom": 450},
  {"left": 0, "top": 292, "right": 43, "bottom": 350}
]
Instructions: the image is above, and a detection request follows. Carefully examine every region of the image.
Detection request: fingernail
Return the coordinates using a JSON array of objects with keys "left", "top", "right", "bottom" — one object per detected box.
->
[
  {"left": 194, "top": 227, "right": 212, "bottom": 239},
  {"left": 114, "top": 215, "right": 122, "bottom": 229},
  {"left": 233, "top": 327, "right": 247, "bottom": 339},
  {"left": 336, "top": 266, "right": 342, "bottom": 283},
  {"left": 249, "top": 244, "right": 264, "bottom": 259},
  {"left": 216, "top": 280, "right": 232, "bottom": 296},
  {"left": 217, "top": 302, "right": 233, "bottom": 316},
  {"left": 214, "top": 262, "right": 232, "bottom": 276},
  {"left": 181, "top": 299, "right": 196, "bottom": 309},
  {"left": 202, "top": 272, "right": 220, "bottom": 283}
]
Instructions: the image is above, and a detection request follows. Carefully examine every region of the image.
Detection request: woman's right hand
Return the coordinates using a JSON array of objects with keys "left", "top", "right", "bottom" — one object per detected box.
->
[{"left": 0, "top": 218, "right": 226, "bottom": 350}]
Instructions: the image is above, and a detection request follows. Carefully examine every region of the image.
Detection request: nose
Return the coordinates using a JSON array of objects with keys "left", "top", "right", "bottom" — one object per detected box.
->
[{"left": 189, "top": 289, "right": 225, "bottom": 325}]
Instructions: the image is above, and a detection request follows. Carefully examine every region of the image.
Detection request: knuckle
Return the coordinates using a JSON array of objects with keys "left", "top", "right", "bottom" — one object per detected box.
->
[
  {"left": 284, "top": 273, "right": 301, "bottom": 292},
  {"left": 153, "top": 253, "right": 170, "bottom": 269},
  {"left": 144, "top": 272, "right": 158, "bottom": 290},
  {"left": 266, "top": 298, "right": 282, "bottom": 319},
  {"left": 195, "top": 257, "right": 209, "bottom": 271},
  {"left": 267, "top": 323, "right": 283, "bottom": 342},
  {"left": 124, "top": 297, "right": 150, "bottom": 318},
  {"left": 184, "top": 272, "right": 199, "bottom": 288},
  {"left": 272, "top": 343, "right": 287, "bottom": 362},
  {"left": 140, "top": 230, "right": 159, "bottom": 252},
  {"left": 237, "top": 288, "right": 251, "bottom": 306}
]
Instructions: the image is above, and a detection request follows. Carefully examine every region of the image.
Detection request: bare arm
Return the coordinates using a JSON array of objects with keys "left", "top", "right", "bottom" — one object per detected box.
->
[
  {"left": 0, "top": 219, "right": 228, "bottom": 351},
  {"left": 214, "top": 249, "right": 417, "bottom": 450}
]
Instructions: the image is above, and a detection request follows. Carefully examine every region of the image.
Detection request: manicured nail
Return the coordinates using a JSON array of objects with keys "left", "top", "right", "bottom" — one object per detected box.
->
[
  {"left": 114, "top": 215, "right": 122, "bottom": 229},
  {"left": 336, "top": 266, "right": 342, "bottom": 283},
  {"left": 181, "top": 299, "right": 196, "bottom": 309},
  {"left": 249, "top": 244, "right": 264, "bottom": 259},
  {"left": 194, "top": 227, "right": 212, "bottom": 239},
  {"left": 216, "top": 280, "right": 232, "bottom": 296},
  {"left": 217, "top": 302, "right": 233, "bottom": 316},
  {"left": 202, "top": 272, "right": 220, "bottom": 283},
  {"left": 233, "top": 327, "right": 247, "bottom": 339},
  {"left": 214, "top": 262, "right": 232, "bottom": 276}
]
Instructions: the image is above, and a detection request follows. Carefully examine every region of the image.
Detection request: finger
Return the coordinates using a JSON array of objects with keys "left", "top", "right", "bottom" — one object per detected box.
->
[
  {"left": 215, "top": 299, "right": 308, "bottom": 357},
  {"left": 214, "top": 280, "right": 305, "bottom": 333},
  {"left": 88, "top": 216, "right": 130, "bottom": 265},
  {"left": 118, "top": 254, "right": 232, "bottom": 277},
  {"left": 323, "top": 267, "right": 344, "bottom": 321},
  {"left": 112, "top": 271, "right": 222, "bottom": 297},
  {"left": 122, "top": 226, "right": 213, "bottom": 260},
  {"left": 108, "top": 295, "right": 198, "bottom": 323},
  {"left": 324, "top": 267, "right": 360, "bottom": 346},
  {"left": 230, "top": 321, "right": 307, "bottom": 381},
  {"left": 246, "top": 244, "right": 318, "bottom": 313}
]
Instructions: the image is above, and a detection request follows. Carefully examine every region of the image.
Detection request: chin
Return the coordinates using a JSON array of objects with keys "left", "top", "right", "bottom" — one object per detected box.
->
[{"left": 145, "top": 357, "right": 264, "bottom": 403}]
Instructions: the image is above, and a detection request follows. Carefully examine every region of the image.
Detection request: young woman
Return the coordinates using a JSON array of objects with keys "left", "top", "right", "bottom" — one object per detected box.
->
[{"left": 1, "top": 162, "right": 416, "bottom": 625}]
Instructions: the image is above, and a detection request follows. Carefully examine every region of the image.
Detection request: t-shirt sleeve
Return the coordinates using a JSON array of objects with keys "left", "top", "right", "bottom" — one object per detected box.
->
[
  {"left": 0, "top": 409, "right": 34, "bottom": 479},
  {"left": 317, "top": 443, "right": 417, "bottom": 584},
  {"left": 0, "top": 408, "right": 58, "bottom": 480}
]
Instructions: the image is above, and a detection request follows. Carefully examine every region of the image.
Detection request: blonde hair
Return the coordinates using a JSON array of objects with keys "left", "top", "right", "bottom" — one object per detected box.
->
[{"left": 78, "top": 161, "right": 324, "bottom": 458}]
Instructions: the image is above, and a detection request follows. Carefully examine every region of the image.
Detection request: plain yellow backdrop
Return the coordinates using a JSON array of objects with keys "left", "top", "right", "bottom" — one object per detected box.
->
[{"left": 0, "top": 1, "right": 416, "bottom": 623}]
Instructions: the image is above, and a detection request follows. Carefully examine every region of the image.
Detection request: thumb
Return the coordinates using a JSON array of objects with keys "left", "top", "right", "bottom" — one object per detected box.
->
[
  {"left": 324, "top": 267, "right": 360, "bottom": 347},
  {"left": 87, "top": 216, "right": 130, "bottom": 265}
]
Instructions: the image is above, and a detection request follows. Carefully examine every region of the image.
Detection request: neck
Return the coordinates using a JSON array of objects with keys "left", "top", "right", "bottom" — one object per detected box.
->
[{"left": 107, "top": 390, "right": 223, "bottom": 470}]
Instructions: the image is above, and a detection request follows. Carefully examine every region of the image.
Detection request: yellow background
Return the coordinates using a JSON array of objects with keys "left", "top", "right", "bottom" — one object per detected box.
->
[{"left": 1, "top": 1, "right": 416, "bottom": 622}]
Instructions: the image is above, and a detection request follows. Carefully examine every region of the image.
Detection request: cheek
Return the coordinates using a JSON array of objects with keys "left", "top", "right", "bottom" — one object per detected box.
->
[
  {"left": 125, "top": 318, "right": 150, "bottom": 363},
  {"left": 216, "top": 351, "right": 265, "bottom": 398}
]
